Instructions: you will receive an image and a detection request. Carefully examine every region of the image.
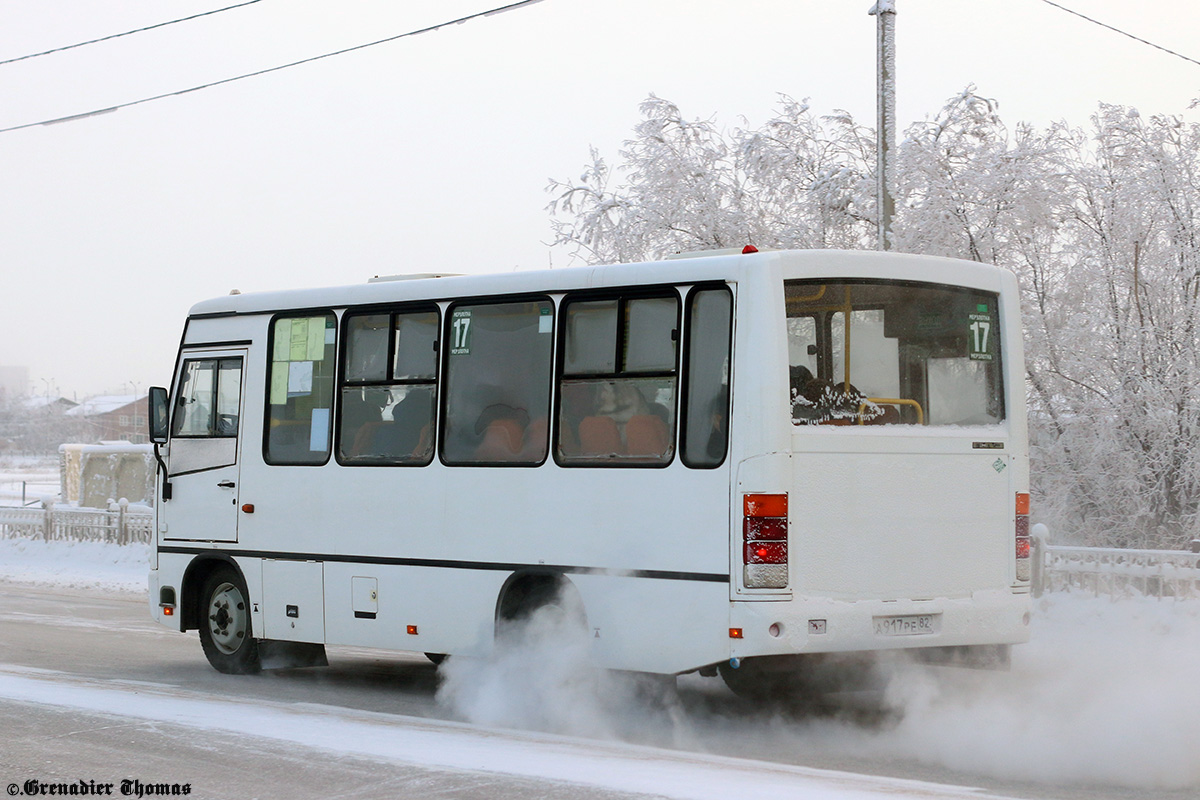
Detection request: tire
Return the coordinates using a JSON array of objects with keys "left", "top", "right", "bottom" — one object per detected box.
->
[{"left": 198, "top": 566, "right": 261, "bottom": 675}]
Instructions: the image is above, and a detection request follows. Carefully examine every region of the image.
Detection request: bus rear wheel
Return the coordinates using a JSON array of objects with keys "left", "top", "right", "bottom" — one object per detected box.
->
[{"left": 198, "top": 567, "right": 261, "bottom": 675}]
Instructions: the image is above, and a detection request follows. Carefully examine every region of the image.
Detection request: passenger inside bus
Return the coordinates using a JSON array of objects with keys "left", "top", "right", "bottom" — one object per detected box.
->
[{"left": 342, "top": 387, "right": 432, "bottom": 461}]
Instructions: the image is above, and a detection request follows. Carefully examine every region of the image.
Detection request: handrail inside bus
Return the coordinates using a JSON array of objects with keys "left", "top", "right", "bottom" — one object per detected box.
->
[
  {"left": 788, "top": 284, "right": 827, "bottom": 303},
  {"left": 858, "top": 398, "right": 924, "bottom": 425}
]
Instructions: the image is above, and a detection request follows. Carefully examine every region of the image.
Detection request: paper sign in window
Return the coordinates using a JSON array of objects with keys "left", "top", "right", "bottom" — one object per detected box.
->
[
  {"left": 309, "top": 408, "right": 330, "bottom": 451},
  {"left": 270, "top": 362, "right": 289, "bottom": 405},
  {"left": 289, "top": 319, "right": 310, "bottom": 361},
  {"left": 287, "top": 361, "right": 313, "bottom": 394}
]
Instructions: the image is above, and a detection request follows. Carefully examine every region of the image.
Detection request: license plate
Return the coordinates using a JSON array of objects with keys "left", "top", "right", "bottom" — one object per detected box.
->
[{"left": 873, "top": 614, "right": 937, "bottom": 636}]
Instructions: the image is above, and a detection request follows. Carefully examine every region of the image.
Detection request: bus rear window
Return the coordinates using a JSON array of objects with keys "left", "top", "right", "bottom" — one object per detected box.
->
[{"left": 785, "top": 280, "right": 1004, "bottom": 426}]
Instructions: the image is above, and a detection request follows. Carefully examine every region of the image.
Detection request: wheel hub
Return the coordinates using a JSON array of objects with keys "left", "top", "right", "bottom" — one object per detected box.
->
[{"left": 207, "top": 582, "right": 246, "bottom": 655}]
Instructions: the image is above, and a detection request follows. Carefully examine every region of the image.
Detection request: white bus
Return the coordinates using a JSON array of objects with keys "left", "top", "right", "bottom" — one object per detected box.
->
[{"left": 147, "top": 248, "right": 1032, "bottom": 699}]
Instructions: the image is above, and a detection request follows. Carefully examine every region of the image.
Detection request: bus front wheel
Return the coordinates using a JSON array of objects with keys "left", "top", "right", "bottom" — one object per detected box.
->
[{"left": 198, "top": 567, "right": 261, "bottom": 675}]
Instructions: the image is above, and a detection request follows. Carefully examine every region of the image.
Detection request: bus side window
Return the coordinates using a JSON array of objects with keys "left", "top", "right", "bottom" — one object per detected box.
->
[
  {"left": 441, "top": 299, "right": 553, "bottom": 465},
  {"left": 338, "top": 309, "right": 438, "bottom": 465},
  {"left": 682, "top": 287, "right": 731, "bottom": 468},
  {"left": 557, "top": 293, "right": 679, "bottom": 465},
  {"left": 265, "top": 314, "right": 337, "bottom": 465}
]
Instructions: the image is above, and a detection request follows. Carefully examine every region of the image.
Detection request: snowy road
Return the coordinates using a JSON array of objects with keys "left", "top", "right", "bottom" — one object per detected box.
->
[{"left": 0, "top": 579, "right": 1196, "bottom": 800}]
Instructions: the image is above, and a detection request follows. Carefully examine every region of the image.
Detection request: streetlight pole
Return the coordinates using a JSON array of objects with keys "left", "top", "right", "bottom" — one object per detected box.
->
[{"left": 869, "top": 1, "right": 896, "bottom": 251}]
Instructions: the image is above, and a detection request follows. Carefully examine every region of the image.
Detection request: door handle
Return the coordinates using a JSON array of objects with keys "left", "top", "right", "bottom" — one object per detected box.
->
[{"left": 217, "top": 480, "right": 236, "bottom": 489}]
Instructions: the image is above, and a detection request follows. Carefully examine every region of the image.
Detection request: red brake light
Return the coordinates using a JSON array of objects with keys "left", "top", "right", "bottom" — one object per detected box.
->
[
  {"left": 745, "top": 542, "right": 787, "bottom": 564},
  {"left": 744, "top": 517, "right": 787, "bottom": 540},
  {"left": 1015, "top": 492, "right": 1031, "bottom": 581}
]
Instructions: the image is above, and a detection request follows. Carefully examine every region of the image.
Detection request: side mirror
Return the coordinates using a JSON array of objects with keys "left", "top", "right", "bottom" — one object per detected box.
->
[{"left": 149, "top": 386, "right": 170, "bottom": 444}]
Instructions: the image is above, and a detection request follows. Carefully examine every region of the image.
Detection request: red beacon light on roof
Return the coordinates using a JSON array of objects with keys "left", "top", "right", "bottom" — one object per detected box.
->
[{"left": 742, "top": 245, "right": 759, "bottom": 254}]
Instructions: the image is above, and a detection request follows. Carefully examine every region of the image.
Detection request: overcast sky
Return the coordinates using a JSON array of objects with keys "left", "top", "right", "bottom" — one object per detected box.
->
[{"left": 2, "top": 0, "right": 1198, "bottom": 399}]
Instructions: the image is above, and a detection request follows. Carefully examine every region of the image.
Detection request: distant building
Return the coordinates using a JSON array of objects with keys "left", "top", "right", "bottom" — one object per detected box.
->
[
  {"left": 65, "top": 394, "right": 149, "bottom": 443},
  {"left": 23, "top": 395, "right": 78, "bottom": 412},
  {"left": 0, "top": 366, "right": 29, "bottom": 400}
]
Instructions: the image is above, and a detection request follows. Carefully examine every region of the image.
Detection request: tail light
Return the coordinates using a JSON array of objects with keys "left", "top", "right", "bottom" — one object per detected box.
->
[
  {"left": 1015, "top": 492, "right": 1031, "bottom": 581},
  {"left": 743, "top": 493, "right": 788, "bottom": 589}
]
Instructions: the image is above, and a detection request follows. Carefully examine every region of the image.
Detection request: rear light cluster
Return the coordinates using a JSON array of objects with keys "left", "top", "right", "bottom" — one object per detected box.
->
[
  {"left": 743, "top": 493, "right": 788, "bottom": 589},
  {"left": 1015, "top": 492, "right": 1031, "bottom": 582}
]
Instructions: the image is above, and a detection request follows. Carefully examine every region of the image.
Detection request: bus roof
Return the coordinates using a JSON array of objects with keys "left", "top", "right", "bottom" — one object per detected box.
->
[{"left": 186, "top": 249, "right": 1009, "bottom": 317}]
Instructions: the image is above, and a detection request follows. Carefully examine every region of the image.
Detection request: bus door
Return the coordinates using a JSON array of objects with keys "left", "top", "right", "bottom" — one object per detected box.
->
[{"left": 163, "top": 348, "right": 246, "bottom": 543}]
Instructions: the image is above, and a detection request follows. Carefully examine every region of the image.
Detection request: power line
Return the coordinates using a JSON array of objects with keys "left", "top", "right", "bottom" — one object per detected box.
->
[
  {"left": 1039, "top": 0, "right": 1200, "bottom": 69},
  {"left": 0, "top": 1, "right": 265, "bottom": 67},
  {"left": 0, "top": 0, "right": 547, "bottom": 135}
]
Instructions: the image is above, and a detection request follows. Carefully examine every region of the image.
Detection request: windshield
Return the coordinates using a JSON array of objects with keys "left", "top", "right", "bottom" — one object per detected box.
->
[{"left": 785, "top": 279, "right": 1004, "bottom": 426}]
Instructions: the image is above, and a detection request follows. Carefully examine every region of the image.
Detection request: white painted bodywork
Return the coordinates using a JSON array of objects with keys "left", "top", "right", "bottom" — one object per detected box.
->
[{"left": 149, "top": 250, "right": 1031, "bottom": 675}]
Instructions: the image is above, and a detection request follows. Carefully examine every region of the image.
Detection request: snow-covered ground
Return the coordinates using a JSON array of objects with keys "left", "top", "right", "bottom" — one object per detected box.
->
[
  {"left": 1, "top": 535, "right": 1198, "bottom": 797},
  {"left": 0, "top": 536, "right": 149, "bottom": 593}
]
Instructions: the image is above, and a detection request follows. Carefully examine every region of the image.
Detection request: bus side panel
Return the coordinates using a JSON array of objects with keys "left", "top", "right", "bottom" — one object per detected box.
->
[
  {"left": 240, "top": 451, "right": 735, "bottom": 672},
  {"left": 570, "top": 574, "right": 731, "bottom": 674},
  {"left": 237, "top": 466, "right": 730, "bottom": 573},
  {"left": 319, "top": 566, "right": 734, "bottom": 675},
  {"left": 322, "top": 563, "right": 505, "bottom": 658}
]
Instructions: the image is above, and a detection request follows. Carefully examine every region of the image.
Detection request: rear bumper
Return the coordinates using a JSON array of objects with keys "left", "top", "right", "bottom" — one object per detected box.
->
[{"left": 728, "top": 589, "right": 1031, "bottom": 660}]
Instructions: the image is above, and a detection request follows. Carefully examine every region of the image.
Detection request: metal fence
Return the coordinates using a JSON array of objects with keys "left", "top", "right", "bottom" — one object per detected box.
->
[
  {"left": 1033, "top": 540, "right": 1200, "bottom": 600},
  {"left": 0, "top": 501, "right": 152, "bottom": 545}
]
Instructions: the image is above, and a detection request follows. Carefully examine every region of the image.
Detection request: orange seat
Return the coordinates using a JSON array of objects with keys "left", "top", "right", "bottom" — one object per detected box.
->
[
  {"left": 578, "top": 416, "right": 624, "bottom": 457},
  {"left": 625, "top": 414, "right": 670, "bottom": 457},
  {"left": 520, "top": 417, "right": 548, "bottom": 460},
  {"left": 474, "top": 419, "right": 524, "bottom": 461}
]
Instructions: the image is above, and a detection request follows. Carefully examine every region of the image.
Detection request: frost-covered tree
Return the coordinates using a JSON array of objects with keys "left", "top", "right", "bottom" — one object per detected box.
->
[
  {"left": 549, "top": 90, "right": 1200, "bottom": 550},
  {"left": 1026, "top": 106, "right": 1200, "bottom": 548},
  {"left": 547, "top": 94, "right": 877, "bottom": 262}
]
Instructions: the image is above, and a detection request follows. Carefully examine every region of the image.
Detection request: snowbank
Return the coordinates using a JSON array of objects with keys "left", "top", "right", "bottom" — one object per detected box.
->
[{"left": 0, "top": 537, "right": 148, "bottom": 594}]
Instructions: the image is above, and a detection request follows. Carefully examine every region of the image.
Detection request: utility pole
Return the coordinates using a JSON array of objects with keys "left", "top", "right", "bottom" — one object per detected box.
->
[{"left": 869, "top": 1, "right": 896, "bottom": 251}]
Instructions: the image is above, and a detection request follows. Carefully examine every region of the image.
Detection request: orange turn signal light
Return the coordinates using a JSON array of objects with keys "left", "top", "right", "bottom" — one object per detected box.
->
[
  {"left": 1015, "top": 493, "right": 1030, "bottom": 515},
  {"left": 729, "top": 628, "right": 743, "bottom": 639},
  {"left": 406, "top": 625, "right": 419, "bottom": 635},
  {"left": 743, "top": 493, "right": 788, "bottom": 518}
]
